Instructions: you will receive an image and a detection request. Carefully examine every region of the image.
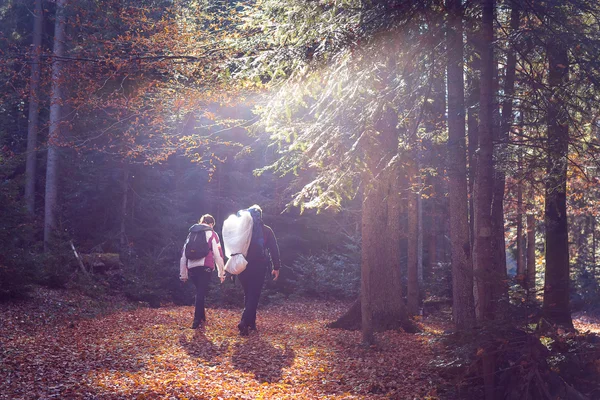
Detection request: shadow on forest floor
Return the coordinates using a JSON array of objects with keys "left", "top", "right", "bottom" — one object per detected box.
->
[
  {"left": 179, "top": 329, "right": 229, "bottom": 365},
  {"left": 0, "top": 295, "right": 461, "bottom": 398},
  {"left": 231, "top": 334, "right": 295, "bottom": 383}
]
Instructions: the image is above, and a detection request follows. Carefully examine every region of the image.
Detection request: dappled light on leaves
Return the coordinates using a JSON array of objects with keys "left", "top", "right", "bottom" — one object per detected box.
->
[{"left": 1, "top": 290, "right": 449, "bottom": 399}]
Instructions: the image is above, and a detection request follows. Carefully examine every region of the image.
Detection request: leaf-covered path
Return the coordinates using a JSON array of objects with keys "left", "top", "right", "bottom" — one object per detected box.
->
[{"left": 1, "top": 289, "right": 446, "bottom": 399}]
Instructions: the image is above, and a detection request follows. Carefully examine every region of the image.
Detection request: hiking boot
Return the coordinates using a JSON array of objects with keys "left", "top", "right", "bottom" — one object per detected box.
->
[{"left": 238, "top": 323, "right": 249, "bottom": 336}]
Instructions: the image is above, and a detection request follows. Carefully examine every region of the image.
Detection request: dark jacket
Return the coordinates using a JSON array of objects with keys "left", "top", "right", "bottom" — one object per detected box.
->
[{"left": 263, "top": 225, "right": 281, "bottom": 271}]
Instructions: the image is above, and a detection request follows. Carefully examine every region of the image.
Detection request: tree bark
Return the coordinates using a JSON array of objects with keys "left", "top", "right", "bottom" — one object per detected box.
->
[
  {"left": 327, "top": 298, "right": 361, "bottom": 330},
  {"left": 527, "top": 214, "right": 536, "bottom": 296},
  {"left": 466, "top": 18, "right": 480, "bottom": 249},
  {"left": 516, "top": 176, "right": 525, "bottom": 282},
  {"left": 407, "top": 159, "right": 419, "bottom": 316},
  {"left": 361, "top": 163, "right": 412, "bottom": 344},
  {"left": 542, "top": 38, "right": 573, "bottom": 328},
  {"left": 44, "top": 0, "right": 67, "bottom": 250},
  {"left": 446, "top": 0, "right": 475, "bottom": 330},
  {"left": 576, "top": 216, "right": 588, "bottom": 273},
  {"left": 428, "top": 228, "right": 437, "bottom": 280},
  {"left": 120, "top": 163, "right": 129, "bottom": 254},
  {"left": 491, "top": 1, "right": 519, "bottom": 300},
  {"left": 422, "top": 43, "right": 445, "bottom": 284},
  {"left": 70, "top": 240, "right": 89, "bottom": 275},
  {"left": 25, "top": 0, "right": 43, "bottom": 216},
  {"left": 417, "top": 161, "right": 424, "bottom": 287},
  {"left": 333, "top": 98, "right": 411, "bottom": 343},
  {"left": 592, "top": 216, "right": 596, "bottom": 281},
  {"left": 473, "top": 0, "right": 496, "bottom": 322}
]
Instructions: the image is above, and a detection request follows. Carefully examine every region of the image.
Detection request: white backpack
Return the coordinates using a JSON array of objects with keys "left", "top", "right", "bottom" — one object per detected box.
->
[{"left": 222, "top": 210, "right": 253, "bottom": 275}]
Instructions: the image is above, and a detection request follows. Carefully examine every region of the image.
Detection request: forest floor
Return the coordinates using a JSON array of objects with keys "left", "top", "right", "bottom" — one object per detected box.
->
[{"left": 1, "top": 288, "right": 599, "bottom": 399}]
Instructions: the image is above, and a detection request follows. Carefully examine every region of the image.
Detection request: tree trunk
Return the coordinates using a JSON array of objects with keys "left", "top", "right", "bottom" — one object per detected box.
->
[
  {"left": 120, "top": 163, "right": 129, "bottom": 254},
  {"left": 446, "top": 0, "right": 475, "bottom": 330},
  {"left": 361, "top": 164, "right": 412, "bottom": 344},
  {"left": 407, "top": 159, "right": 419, "bottom": 316},
  {"left": 25, "top": 0, "right": 43, "bottom": 216},
  {"left": 428, "top": 228, "right": 437, "bottom": 281},
  {"left": 576, "top": 216, "right": 588, "bottom": 273},
  {"left": 466, "top": 19, "right": 480, "bottom": 248},
  {"left": 327, "top": 298, "right": 361, "bottom": 330},
  {"left": 527, "top": 214, "right": 536, "bottom": 296},
  {"left": 422, "top": 44, "right": 445, "bottom": 284},
  {"left": 332, "top": 99, "right": 413, "bottom": 343},
  {"left": 44, "top": 0, "right": 67, "bottom": 250},
  {"left": 542, "top": 39, "right": 572, "bottom": 328},
  {"left": 491, "top": 1, "right": 519, "bottom": 300},
  {"left": 417, "top": 161, "right": 424, "bottom": 287},
  {"left": 592, "top": 216, "right": 596, "bottom": 281},
  {"left": 516, "top": 177, "right": 525, "bottom": 282},
  {"left": 473, "top": 0, "right": 497, "bottom": 322}
]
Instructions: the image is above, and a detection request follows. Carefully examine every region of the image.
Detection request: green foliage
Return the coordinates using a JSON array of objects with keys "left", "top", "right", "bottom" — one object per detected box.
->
[
  {"left": 0, "top": 142, "right": 35, "bottom": 300},
  {"left": 37, "top": 238, "right": 78, "bottom": 289},
  {"left": 422, "top": 261, "right": 452, "bottom": 302},
  {"left": 241, "top": 1, "right": 441, "bottom": 212},
  {"left": 207, "top": 275, "right": 246, "bottom": 308},
  {"left": 235, "top": 0, "right": 362, "bottom": 84},
  {"left": 571, "top": 265, "right": 600, "bottom": 312},
  {"left": 287, "top": 239, "right": 360, "bottom": 300}
]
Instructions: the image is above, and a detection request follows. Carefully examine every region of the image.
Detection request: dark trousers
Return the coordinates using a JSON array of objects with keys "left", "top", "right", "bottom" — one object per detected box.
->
[
  {"left": 238, "top": 261, "right": 267, "bottom": 328},
  {"left": 189, "top": 267, "right": 211, "bottom": 323}
]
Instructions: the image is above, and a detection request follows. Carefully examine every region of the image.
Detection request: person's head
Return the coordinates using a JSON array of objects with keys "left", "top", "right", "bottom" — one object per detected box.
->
[
  {"left": 199, "top": 214, "right": 215, "bottom": 227},
  {"left": 249, "top": 204, "right": 263, "bottom": 219}
]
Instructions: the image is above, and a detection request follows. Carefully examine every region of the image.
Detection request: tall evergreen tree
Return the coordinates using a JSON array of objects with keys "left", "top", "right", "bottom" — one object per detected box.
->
[
  {"left": 44, "top": 0, "right": 67, "bottom": 249},
  {"left": 25, "top": 0, "right": 43, "bottom": 216},
  {"left": 473, "top": 0, "right": 496, "bottom": 321},
  {"left": 446, "top": 0, "right": 475, "bottom": 329},
  {"left": 446, "top": 0, "right": 474, "bottom": 329},
  {"left": 543, "top": 31, "right": 572, "bottom": 328}
]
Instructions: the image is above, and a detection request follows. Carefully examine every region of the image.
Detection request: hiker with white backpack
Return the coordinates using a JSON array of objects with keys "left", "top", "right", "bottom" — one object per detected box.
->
[
  {"left": 223, "top": 205, "right": 281, "bottom": 336},
  {"left": 179, "top": 214, "right": 225, "bottom": 329}
]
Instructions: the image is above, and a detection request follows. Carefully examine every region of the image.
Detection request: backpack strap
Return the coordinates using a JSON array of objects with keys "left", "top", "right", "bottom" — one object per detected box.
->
[{"left": 208, "top": 230, "right": 217, "bottom": 251}]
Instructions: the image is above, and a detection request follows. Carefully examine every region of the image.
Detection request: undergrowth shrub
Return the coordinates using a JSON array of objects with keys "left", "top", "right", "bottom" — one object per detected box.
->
[
  {"left": 286, "top": 241, "right": 360, "bottom": 300},
  {"left": 571, "top": 265, "right": 599, "bottom": 311},
  {"left": 0, "top": 158, "right": 37, "bottom": 300}
]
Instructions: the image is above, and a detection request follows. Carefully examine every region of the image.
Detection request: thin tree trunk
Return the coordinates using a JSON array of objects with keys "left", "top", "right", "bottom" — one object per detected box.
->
[
  {"left": 417, "top": 161, "right": 424, "bottom": 287},
  {"left": 467, "top": 23, "right": 480, "bottom": 248},
  {"left": 446, "top": 0, "right": 475, "bottom": 330},
  {"left": 428, "top": 228, "right": 437, "bottom": 280},
  {"left": 576, "top": 217, "right": 589, "bottom": 272},
  {"left": 491, "top": 1, "right": 520, "bottom": 301},
  {"left": 44, "top": 0, "right": 67, "bottom": 250},
  {"left": 216, "top": 161, "right": 222, "bottom": 224},
  {"left": 490, "top": 26, "right": 507, "bottom": 304},
  {"left": 407, "top": 159, "right": 419, "bottom": 316},
  {"left": 592, "top": 216, "right": 596, "bottom": 281},
  {"left": 516, "top": 175, "right": 525, "bottom": 283},
  {"left": 542, "top": 39, "right": 573, "bottom": 328},
  {"left": 527, "top": 214, "right": 536, "bottom": 296},
  {"left": 25, "top": 0, "right": 43, "bottom": 216},
  {"left": 70, "top": 240, "right": 89, "bottom": 275},
  {"left": 473, "top": 0, "right": 497, "bottom": 323},
  {"left": 120, "top": 163, "right": 129, "bottom": 254},
  {"left": 422, "top": 49, "right": 445, "bottom": 283}
]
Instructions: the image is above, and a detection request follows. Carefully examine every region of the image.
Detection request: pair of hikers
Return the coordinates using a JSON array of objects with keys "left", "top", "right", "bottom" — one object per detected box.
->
[{"left": 179, "top": 205, "right": 280, "bottom": 335}]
